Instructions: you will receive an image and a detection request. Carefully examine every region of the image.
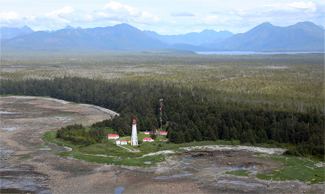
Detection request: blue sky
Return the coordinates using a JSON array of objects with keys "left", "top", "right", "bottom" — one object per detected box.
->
[{"left": 0, "top": 0, "right": 324, "bottom": 34}]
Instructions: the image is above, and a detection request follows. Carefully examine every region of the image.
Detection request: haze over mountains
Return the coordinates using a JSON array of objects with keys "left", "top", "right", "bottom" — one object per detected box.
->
[{"left": 1, "top": 21, "right": 324, "bottom": 52}]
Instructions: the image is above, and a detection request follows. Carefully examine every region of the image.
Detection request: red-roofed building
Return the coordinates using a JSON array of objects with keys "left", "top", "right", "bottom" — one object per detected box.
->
[
  {"left": 143, "top": 137, "right": 154, "bottom": 142},
  {"left": 159, "top": 131, "right": 168, "bottom": 136},
  {"left": 107, "top": 134, "right": 119, "bottom": 140}
]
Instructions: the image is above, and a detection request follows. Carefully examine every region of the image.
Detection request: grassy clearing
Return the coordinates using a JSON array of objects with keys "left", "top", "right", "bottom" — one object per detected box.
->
[
  {"left": 226, "top": 170, "right": 250, "bottom": 177},
  {"left": 224, "top": 156, "right": 324, "bottom": 184},
  {"left": 43, "top": 131, "right": 164, "bottom": 166},
  {"left": 67, "top": 151, "right": 165, "bottom": 166},
  {"left": 43, "top": 129, "right": 284, "bottom": 167},
  {"left": 43, "top": 130, "right": 324, "bottom": 183},
  {"left": 256, "top": 155, "right": 325, "bottom": 184},
  {"left": 42, "top": 131, "right": 240, "bottom": 166}
]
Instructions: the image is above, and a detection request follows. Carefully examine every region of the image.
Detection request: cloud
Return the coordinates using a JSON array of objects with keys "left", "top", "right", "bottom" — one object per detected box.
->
[
  {"left": 41, "top": 6, "right": 75, "bottom": 26},
  {"left": 0, "top": 11, "right": 23, "bottom": 26},
  {"left": 288, "top": 1, "right": 317, "bottom": 12},
  {"left": 0, "top": 11, "right": 20, "bottom": 21},
  {"left": 47, "top": 6, "right": 75, "bottom": 18},
  {"left": 171, "top": 12, "right": 195, "bottom": 17},
  {"left": 0, "top": 0, "right": 324, "bottom": 33},
  {"left": 0, "top": 1, "right": 159, "bottom": 30},
  {"left": 263, "top": 1, "right": 317, "bottom": 13},
  {"left": 198, "top": 1, "right": 325, "bottom": 32},
  {"left": 104, "top": 1, "right": 137, "bottom": 14},
  {"left": 96, "top": 1, "right": 159, "bottom": 24},
  {"left": 0, "top": 7, "right": 76, "bottom": 29}
]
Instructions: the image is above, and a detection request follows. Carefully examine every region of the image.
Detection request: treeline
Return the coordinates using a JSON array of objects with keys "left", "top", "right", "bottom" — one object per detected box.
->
[
  {"left": 0, "top": 77, "right": 323, "bottom": 157},
  {"left": 56, "top": 124, "right": 108, "bottom": 145}
]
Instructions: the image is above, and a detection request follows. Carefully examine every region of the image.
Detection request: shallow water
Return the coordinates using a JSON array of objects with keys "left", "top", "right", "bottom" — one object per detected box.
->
[
  {"left": 0, "top": 167, "right": 51, "bottom": 194},
  {"left": 154, "top": 172, "right": 193, "bottom": 180},
  {"left": 114, "top": 186, "right": 125, "bottom": 194},
  {"left": 196, "top": 51, "right": 324, "bottom": 55},
  {"left": 0, "top": 145, "right": 50, "bottom": 194},
  {"left": 0, "top": 111, "right": 18, "bottom": 115},
  {"left": 0, "top": 127, "right": 18, "bottom": 131}
]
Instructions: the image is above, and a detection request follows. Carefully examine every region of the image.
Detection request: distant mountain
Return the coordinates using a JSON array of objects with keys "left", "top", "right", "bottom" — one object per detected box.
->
[
  {"left": 145, "top": 30, "right": 233, "bottom": 45},
  {"left": 0, "top": 26, "right": 33, "bottom": 40},
  {"left": 207, "top": 22, "right": 324, "bottom": 52},
  {"left": 2, "top": 22, "right": 324, "bottom": 52},
  {"left": 2, "top": 24, "right": 167, "bottom": 51}
]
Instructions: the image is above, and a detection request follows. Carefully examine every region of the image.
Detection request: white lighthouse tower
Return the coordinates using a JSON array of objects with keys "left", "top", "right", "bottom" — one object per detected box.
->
[{"left": 131, "top": 117, "right": 138, "bottom": 146}]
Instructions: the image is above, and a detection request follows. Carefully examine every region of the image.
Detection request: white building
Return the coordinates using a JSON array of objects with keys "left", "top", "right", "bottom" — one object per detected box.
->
[
  {"left": 131, "top": 117, "right": 138, "bottom": 146},
  {"left": 116, "top": 140, "right": 128, "bottom": 145}
]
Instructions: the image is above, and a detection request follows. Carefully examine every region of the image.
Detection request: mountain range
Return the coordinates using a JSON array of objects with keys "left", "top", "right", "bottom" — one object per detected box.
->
[
  {"left": 1, "top": 21, "right": 324, "bottom": 52},
  {"left": 207, "top": 22, "right": 324, "bottom": 52},
  {"left": 0, "top": 26, "right": 33, "bottom": 40},
  {"left": 144, "top": 30, "right": 233, "bottom": 46}
]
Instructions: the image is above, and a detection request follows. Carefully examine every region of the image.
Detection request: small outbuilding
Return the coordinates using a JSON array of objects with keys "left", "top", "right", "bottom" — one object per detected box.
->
[
  {"left": 143, "top": 137, "right": 154, "bottom": 142},
  {"left": 116, "top": 140, "right": 128, "bottom": 145},
  {"left": 120, "top": 140, "right": 128, "bottom": 145},
  {"left": 159, "top": 131, "right": 168, "bottom": 136},
  {"left": 107, "top": 134, "right": 119, "bottom": 140}
]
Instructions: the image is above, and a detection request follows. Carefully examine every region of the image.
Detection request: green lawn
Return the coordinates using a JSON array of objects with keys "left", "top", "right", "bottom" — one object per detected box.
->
[
  {"left": 256, "top": 156, "right": 325, "bottom": 184},
  {"left": 43, "top": 130, "right": 325, "bottom": 183},
  {"left": 226, "top": 170, "right": 250, "bottom": 177},
  {"left": 67, "top": 151, "right": 165, "bottom": 166},
  {"left": 43, "top": 131, "right": 165, "bottom": 166},
  {"left": 42, "top": 131, "right": 240, "bottom": 166},
  {"left": 79, "top": 143, "right": 142, "bottom": 157},
  {"left": 223, "top": 155, "right": 325, "bottom": 183}
]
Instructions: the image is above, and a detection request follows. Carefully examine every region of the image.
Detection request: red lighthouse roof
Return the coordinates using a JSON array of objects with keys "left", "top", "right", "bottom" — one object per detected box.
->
[{"left": 132, "top": 118, "right": 137, "bottom": 124}]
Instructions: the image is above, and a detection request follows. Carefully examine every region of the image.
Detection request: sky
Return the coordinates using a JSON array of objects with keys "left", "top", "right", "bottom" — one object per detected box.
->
[{"left": 0, "top": 0, "right": 324, "bottom": 34}]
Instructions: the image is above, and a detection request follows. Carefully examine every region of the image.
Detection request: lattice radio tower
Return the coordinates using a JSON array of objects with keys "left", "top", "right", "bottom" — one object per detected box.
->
[{"left": 159, "top": 98, "right": 164, "bottom": 130}]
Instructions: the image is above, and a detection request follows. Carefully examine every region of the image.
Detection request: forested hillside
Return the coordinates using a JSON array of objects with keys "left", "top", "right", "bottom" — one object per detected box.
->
[{"left": 1, "top": 77, "right": 323, "bottom": 158}]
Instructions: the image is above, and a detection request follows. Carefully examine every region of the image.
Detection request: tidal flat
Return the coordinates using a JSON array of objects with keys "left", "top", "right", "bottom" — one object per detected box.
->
[{"left": 0, "top": 96, "right": 323, "bottom": 194}]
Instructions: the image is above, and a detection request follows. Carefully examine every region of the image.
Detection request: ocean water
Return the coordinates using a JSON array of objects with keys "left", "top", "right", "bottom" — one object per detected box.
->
[{"left": 196, "top": 51, "right": 324, "bottom": 55}]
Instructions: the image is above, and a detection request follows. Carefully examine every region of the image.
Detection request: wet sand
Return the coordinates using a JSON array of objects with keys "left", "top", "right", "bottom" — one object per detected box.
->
[{"left": 0, "top": 96, "right": 323, "bottom": 194}]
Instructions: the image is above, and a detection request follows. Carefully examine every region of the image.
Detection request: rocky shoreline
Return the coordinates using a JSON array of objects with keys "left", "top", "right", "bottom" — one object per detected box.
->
[{"left": 0, "top": 96, "right": 323, "bottom": 194}]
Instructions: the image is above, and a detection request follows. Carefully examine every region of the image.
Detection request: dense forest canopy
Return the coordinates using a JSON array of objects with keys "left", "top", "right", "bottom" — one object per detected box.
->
[{"left": 1, "top": 77, "right": 323, "bottom": 158}]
